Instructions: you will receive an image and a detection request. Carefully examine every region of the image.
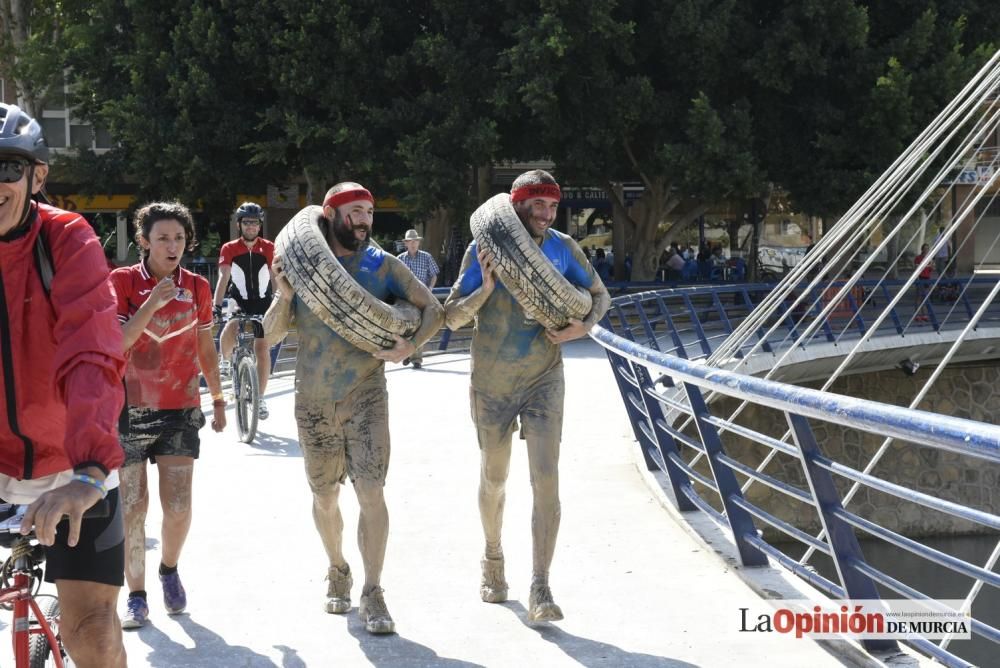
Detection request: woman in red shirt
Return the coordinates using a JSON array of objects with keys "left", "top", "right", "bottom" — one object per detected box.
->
[{"left": 110, "top": 201, "right": 225, "bottom": 629}]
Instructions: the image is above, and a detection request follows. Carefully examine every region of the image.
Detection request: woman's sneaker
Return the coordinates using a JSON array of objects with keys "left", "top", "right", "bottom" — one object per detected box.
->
[
  {"left": 160, "top": 570, "right": 187, "bottom": 614},
  {"left": 121, "top": 595, "right": 149, "bottom": 629}
]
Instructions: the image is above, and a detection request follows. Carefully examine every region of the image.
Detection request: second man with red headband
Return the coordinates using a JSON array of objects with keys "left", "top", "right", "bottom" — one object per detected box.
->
[
  {"left": 444, "top": 169, "right": 610, "bottom": 622},
  {"left": 265, "top": 182, "right": 443, "bottom": 634}
]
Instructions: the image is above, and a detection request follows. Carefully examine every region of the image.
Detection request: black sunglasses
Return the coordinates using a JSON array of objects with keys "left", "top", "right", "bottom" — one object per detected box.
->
[{"left": 0, "top": 158, "right": 30, "bottom": 184}]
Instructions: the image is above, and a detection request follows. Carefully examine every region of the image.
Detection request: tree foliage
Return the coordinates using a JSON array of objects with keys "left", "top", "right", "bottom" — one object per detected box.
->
[
  {"left": 0, "top": 0, "right": 72, "bottom": 116},
  {"left": 62, "top": 0, "right": 285, "bottom": 222},
  {"left": 10, "top": 0, "right": 996, "bottom": 279}
]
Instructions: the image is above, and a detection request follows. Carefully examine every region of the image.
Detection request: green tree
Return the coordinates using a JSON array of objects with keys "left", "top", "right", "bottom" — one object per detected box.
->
[
  {"left": 249, "top": 0, "right": 507, "bottom": 258},
  {"left": 62, "top": 0, "right": 284, "bottom": 225},
  {"left": 0, "top": 0, "right": 73, "bottom": 117},
  {"left": 744, "top": 1, "right": 997, "bottom": 217},
  {"left": 499, "top": 0, "right": 765, "bottom": 280},
  {"left": 246, "top": 0, "right": 404, "bottom": 204},
  {"left": 380, "top": 0, "right": 508, "bottom": 255}
]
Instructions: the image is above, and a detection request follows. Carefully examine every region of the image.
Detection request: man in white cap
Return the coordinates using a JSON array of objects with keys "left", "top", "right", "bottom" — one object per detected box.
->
[{"left": 396, "top": 228, "right": 439, "bottom": 368}]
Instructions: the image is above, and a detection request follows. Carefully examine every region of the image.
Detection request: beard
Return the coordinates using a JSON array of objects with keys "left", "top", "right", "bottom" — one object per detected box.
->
[
  {"left": 515, "top": 208, "right": 546, "bottom": 240},
  {"left": 241, "top": 230, "right": 258, "bottom": 242},
  {"left": 332, "top": 213, "right": 370, "bottom": 251}
]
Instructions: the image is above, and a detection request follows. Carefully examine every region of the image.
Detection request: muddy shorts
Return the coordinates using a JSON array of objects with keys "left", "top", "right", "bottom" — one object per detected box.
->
[
  {"left": 120, "top": 407, "right": 205, "bottom": 466},
  {"left": 296, "top": 377, "right": 391, "bottom": 489},
  {"left": 43, "top": 488, "right": 125, "bottom": 587},
  {"left": 471, "top": 366, "right": 565, "bottom": 451}
]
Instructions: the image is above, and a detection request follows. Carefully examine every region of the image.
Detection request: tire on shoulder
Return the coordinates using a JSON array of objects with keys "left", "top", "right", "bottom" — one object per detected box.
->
[
  {"left": 275, "top": 205, "right": 421, "bottom": 353},
  {"left": 470, "top": 193, "right": 592, "bottom": 330}
]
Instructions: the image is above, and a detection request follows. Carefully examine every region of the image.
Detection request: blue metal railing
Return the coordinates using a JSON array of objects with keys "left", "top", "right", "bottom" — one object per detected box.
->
[
  {"left": 592, "top": 281, "right": 1000, "bottom": 667},
  {"left": 601, "top": 277, "right": 996, "bottom": 364}
]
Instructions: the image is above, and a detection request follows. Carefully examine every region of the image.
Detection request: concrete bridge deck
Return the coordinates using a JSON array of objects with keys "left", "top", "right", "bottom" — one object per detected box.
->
[{"left": 6, "top": 342, "right": 896, "bottom": 666}]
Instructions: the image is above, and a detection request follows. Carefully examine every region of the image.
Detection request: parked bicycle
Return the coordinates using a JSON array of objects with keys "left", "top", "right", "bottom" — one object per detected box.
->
[
  {"left": 0, "top": 500, "right": 108, "bottom": 667},
  {"left": 225, "top": 312, "right": 264, "bottom": 443}
]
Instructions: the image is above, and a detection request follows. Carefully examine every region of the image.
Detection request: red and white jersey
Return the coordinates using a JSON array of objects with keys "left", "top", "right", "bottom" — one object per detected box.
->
[
  {"left": 110, "top": 260, "right": 213, "bottom": 409},
  {"left": 218, "top": 237, "right": 274, "bottom": 306}
]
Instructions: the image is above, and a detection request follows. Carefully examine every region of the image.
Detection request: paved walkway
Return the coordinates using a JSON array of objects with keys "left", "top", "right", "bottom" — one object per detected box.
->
[{"left": 10, "top": 341, "right": 875, "bottom": 666}]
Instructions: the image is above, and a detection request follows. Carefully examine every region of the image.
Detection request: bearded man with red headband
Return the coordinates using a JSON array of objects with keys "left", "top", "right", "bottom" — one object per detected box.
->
[
  {"left": 264, "top": 182, "right": 443, "bottom": 634},
  {"left": 444, "top": 169, "right": 610, "bottom": 622}
]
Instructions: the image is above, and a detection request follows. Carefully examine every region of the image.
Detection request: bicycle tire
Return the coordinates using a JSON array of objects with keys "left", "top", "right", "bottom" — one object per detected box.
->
[
  {"left": 234, "top": 355, "right": 259, "bottom": 443},
  {"left": 470, "top": 193, "right": 592, "bottom": 330},
  {"left": 29, "top": 598, "right": 71, "bottom": 668},
  {"left": 275, "top": 205, "right": 421, "bottom": 353}
]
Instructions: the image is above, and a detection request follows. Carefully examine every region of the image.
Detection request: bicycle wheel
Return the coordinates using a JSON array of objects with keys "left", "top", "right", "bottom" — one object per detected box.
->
[
  {"left": 234, "top": 355, "right": 259, "bottom": 443},
  {"left": 29, "top": 598, "right": 71, "bottom": 667}
]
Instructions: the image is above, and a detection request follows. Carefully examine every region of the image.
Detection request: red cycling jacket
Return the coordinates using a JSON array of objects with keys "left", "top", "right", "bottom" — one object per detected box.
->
[{"left": 0, "top": 202, "right": 126, "bottom": 480}]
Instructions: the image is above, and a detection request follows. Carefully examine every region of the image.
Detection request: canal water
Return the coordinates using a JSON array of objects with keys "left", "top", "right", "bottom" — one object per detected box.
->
[{"left": 787, "top": 534, "right": 1000, "bottom": 667}]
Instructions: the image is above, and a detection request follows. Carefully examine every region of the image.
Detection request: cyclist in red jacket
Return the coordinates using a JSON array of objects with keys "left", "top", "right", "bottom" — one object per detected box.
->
[{"left": 0, "top": 104, "right": 127, "bottom": 666}]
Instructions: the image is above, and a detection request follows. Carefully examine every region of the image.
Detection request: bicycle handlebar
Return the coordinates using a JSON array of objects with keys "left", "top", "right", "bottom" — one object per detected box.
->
[{"left": 0, "top": 498, "right": 110, "bottom": 538}]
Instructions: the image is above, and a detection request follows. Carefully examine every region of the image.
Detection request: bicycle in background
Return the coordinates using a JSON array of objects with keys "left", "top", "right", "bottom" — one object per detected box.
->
[
  {"left": 0, "top": 500, "right": 108, "bottom": 667},
  {"left": 225, "top": 312, "right": 263, "bottom": 443}
]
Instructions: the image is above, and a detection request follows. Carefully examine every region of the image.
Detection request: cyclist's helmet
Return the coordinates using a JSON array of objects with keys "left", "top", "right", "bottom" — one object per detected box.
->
[
  {"left": 235, "top": 202, "right": 264, "bottom": 223},
  {"left": 0, "top": 104, "right": 49, "bottom": 163}
]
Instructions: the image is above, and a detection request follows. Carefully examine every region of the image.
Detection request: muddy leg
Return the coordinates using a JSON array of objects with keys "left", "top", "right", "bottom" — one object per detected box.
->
[{"left": 120, "top": 463, "right": 149, "bottom": 593}]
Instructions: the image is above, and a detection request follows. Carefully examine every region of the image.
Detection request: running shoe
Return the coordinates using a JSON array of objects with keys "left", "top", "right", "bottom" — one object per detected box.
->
[
  {"left": 480, "top": 555, "right": 508, "bottom": 603},
  {"left": 359, "top": 586, "right": 395, "bottom": 634},
  {"left": 160, "top": 570, "right": 187, "bottom": 614},
  {"left": 325, "top": 564, "right": 352, "bottom": 614},
  {"left": 121, "top": 595, "right": 149, "bottom": 629},
  {"left": 528, "top": 583, "right": 564, "bottom": 622}
]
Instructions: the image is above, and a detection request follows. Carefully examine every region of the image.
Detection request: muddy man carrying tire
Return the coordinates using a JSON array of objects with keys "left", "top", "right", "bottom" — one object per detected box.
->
[
  {"left": 264, "top": 183, "right": 443, "bottom": 634},
  {"left": 444, "top": 169, "right": 611, "bottom": 622}
]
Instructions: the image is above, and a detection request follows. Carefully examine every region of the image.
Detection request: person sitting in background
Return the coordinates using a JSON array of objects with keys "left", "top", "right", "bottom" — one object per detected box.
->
[
  {"left": 711, "top": 245, "right": 727, "bottom": 267},
  {"left": 665, "top": 249, "right": 685, "bottom": 281}
]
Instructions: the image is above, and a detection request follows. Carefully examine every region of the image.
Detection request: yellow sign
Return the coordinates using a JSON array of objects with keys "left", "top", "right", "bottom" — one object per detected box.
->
[
  {"left": 52, "top": 192, "right": 402, "bottom": 213},
  {"left": 47, "top": 193, "right": 135, "bottom": 212}
]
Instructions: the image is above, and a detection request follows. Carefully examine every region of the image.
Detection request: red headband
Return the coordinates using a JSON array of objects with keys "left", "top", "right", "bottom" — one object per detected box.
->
[
  {"left": 510, "top": 183, "right": 561, "bottom": 203},
  {"left": 323, "top": 187, "right": 375, "bottom": 210}
]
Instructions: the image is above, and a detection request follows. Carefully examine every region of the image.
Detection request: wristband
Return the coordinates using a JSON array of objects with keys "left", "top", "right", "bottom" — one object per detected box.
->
[
  {"left": 72, "top": 473, "right": 108, "bottom": 499},
  {"left": 213, "top": 399, "right": 227, "bottom": 408},
  {"left": 212, "top": 392, "right": 224, "bottom": 401}
]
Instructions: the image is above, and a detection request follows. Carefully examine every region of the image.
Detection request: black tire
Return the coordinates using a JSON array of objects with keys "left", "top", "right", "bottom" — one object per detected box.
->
[
  {"left": 275, "top": 206, "right": 421, "bottom": 353},
  {"left": 234, "top": 355, "right": 259, "bottom": 444},
  {"left": 29, "top": 598, "right": 71, "bottom": 668},
  {"left": 470, "top": 194, "right": 592, "bottom": 330}
]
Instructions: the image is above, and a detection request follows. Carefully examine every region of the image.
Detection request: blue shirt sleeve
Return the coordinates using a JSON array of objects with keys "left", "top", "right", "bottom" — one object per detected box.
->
[
  {"left": 457, "top": 241, "right": 483, "bottom": 297},
  {"left": 542, "top": 234, "right": 593, "bottom": 288},
  {"left": 563, "top": 252, "right": 593, "bottom": 288}
]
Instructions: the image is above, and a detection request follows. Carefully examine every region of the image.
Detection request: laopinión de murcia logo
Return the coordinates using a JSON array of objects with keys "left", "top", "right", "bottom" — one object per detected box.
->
[{"left": 739, "top": 599, "right": 971, "bottom": 640}]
